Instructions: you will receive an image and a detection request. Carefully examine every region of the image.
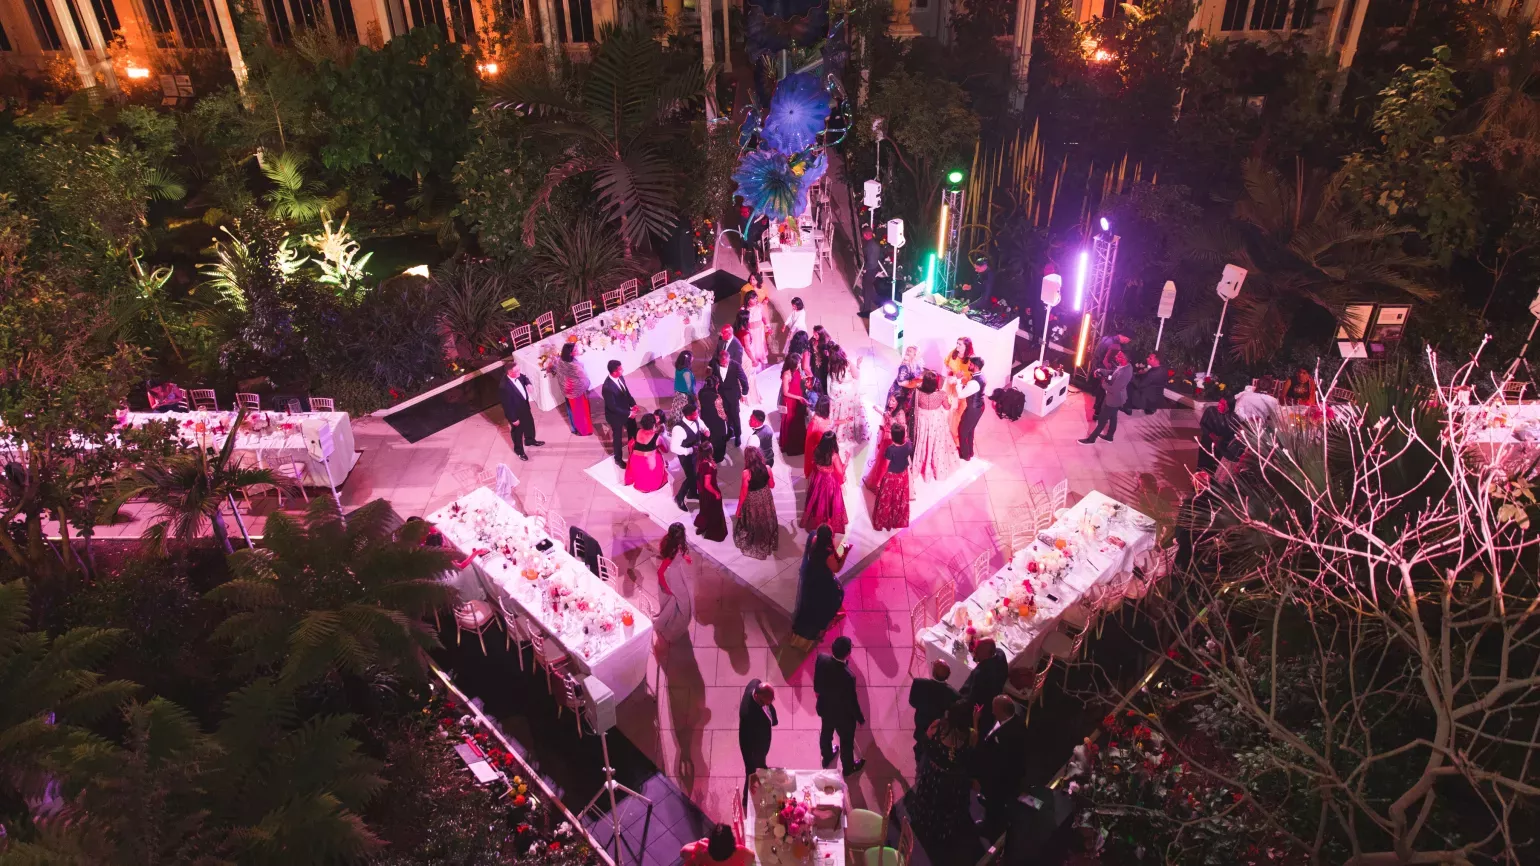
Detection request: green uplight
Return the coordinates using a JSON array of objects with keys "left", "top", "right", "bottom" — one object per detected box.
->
[{"left": 946, "top": 170, "right": 965, "bottom": 185}]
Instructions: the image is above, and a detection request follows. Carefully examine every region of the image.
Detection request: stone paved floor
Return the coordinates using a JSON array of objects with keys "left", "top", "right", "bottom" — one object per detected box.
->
[{"left": 75, "top": 194, "right": 1202, "bottom": 831}]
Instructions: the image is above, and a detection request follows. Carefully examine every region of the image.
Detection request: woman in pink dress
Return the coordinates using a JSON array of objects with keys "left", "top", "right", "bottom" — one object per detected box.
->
[
  {"left": 911, "top": 370, "right": 961, "bottom": 483},
  {"left": 803, "top": 395, "right": 833, "bottom": 477},
  {"left": 744, "top": 292, "right": 770, "bottom": 369},
  {"left": 624, "top": 414, "right": 670, "bottom": 492},
  {"left": 801, "top": 431, "right": 848, "bottom": 535},
  {"left": 865, "top": 397, "right": 904, "bottom": 492}
]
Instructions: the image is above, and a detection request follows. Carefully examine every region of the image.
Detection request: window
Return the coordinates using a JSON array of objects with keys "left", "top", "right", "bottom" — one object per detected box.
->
[
  {"left": 87, "top": 0, "right": 120, "bottom": 40},
  {"left": 0, "top": 16, "right": 12, "bottom": 50},
  {"left": 1220, "top": 0, "right": 1318, "bottom": 30},
  {"left": 566, "top": 0, "right": 592, "bottom": 41},
  {"left": 22, "top": 0, "right": 62, "bottom": 51}
]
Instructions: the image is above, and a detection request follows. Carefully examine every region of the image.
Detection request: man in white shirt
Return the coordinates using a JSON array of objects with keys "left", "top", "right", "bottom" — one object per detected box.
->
[
  {"left": 957, "top": 356, "right": 987, "bottom": 460},
  {"left": 670, "top": 401, "right": 707, "bottom": 511}
]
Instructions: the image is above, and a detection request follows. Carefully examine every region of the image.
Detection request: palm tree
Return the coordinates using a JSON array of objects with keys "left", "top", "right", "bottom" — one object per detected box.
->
[
  {"left": 206, "top": 498, "right": 454, "bottom": 687},
  {"left": 531, "top": 216, "right": 643, "bottom": 309},
  {"left": 1469, "top": 9, "right": 1540, "bottom": 176},
  {"left": 432, "top": 255, "right": 520, "bottom": 354},
  {"left": 1183, "top": 158, "right": 1435, "bottom": 363},
  {"left": 103, "top": 408, "right": 289, "bottom": 554},
  {"left": 0, "top": 580, "right": 137, "bottom": 809},
  {"left": 262, "top": 151, "right": 338, "bottom": 226},
  {"left": 492, "top": 25, "right": 705, "bottom": 256}
]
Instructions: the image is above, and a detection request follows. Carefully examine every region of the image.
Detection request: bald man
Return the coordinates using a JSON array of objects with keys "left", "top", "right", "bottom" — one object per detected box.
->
[
  {"left": 908, "top": 660, "right": 960, "bottom": 760},
  {"left": 975, "top": 694, "right": 1028, "bottom": 836},
  {"left": 739, "top": 679, "right": 778, "bottom": 798},
  {"left": 962, "top": 638, "right": 1009, "bottom": 710}
]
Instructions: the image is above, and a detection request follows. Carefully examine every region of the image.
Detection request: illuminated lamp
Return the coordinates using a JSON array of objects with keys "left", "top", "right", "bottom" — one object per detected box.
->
[
  {"left": 1074, "top": 312, "right": 1092, "bottom": 368},
  {"left": 1073, "top": 250, "right": 1089, "bottom": 311},
  {"left": 478, "top": 61, "right": 500, "bottom": 76},
  {"left": 1031, "top": 364, "right": 1051, "bottom": 389},
  {"left": 404, "top": 265, "right": 430, "bottom": 278},
  {"left": 881, "top": 300, "right": 899, "bottom": 319},
  {"left": 1099, "top": 217, "right": 1110, "bottom": 232},
  {"left": 946, "top": 169, "right": 965, "bottom": 186},
  {"left": 125, "top": 65, "right": 151, "bottom": 80},
  {"left": 936, "top": 204, "right": 950, "bottom": 266},
  {"left": 926, "top": 253, "right": 936, "bottom": 292}
]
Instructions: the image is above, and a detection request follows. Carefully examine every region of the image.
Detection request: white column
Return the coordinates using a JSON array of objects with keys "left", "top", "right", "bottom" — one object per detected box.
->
[
  {"left": 45, "top": 0, "right": 101, "bottom": 91},
  {"left": 213, "top": 0, "right": 249, "bottom": 95},
  {"left": 538, "top": 0, "right": 560, "bottom": 76},
  {"left": 700, "top": 0, "right": 717, "bottom": 119},
  {"left": 71, "top": 0, "right": 121, "bottom": 92},
  {"left": 1329, "top": 0, "right": 1370, "bottom": 111},
  {"left": 721, "top": 0, "right": 729, "bottom": 66},
  {"left": 1009, "top": 0, "right": 1036, "bottom": 110}
]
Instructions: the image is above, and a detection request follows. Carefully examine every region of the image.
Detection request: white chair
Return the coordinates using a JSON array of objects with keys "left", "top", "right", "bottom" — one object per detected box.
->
[
  {"left": 846, "top": 781, "right": 891, "bottom": 861},
  {"left": 621, "top": 278, "right": 640, "bottom": 303},
  {"left": 596, "top": 554, "right": 619, "bottom": 584},
  {"left": 494, "top": 463, "right": 519, "bottom": 504},
  {"left": 929, "top": 580, "right": 955, "bottom": 624},
  {"left": 510, "top": 323, "right": 533, "bottom": 350},
  {"left": 1328, "top": 386, "right": 1356, "bottom": 404},
  {"left": 529, "top": 629, "right": 570, "bottom": 693},
  {"left": 274, "top": 457, "right": 309, "bottom": 503},
  {"left": 571, "top": 301, "right": 594, "bottom": 324},
  {"left": 495, "top": 596, "right": 531, "bottom": 667},
  {"left": 308, "top": 397, "right": 335, "bottom": 413},
  {"left": 534, "top": 311, "right": 556, "bottom": 338},
  {"left": 650, "top": 270, "right": 668, "bottom": 291},
  {"left": 601, "top": 289, "right": 624, "bottom": 311},
  {"left": 1501, "top": 380, "right": 1528, "bottom": 403},
  {"left": 543, "top": 510, "right": 569, "bottom": 548},
  {"left": 908, "top": 596, "right": 935, "bottom": 675},
  {"left": 235, "top": 392, "right": 261, "bottom": 411},
  {"left": 525, "top": 488, "right": 550, "bottom": 519},
  {"left": 1050, "top": 479, "right": 1069, "bottom": 513},
  {"left": 554, "top": 672, "right": 590, "bottom": 735},
  {"left": 453, "top": 600, "right": 498, "bottom": 655},
  {"left": 190, "top": 389, "right": 219, "bottom": 411},
  {"left": 970, "top": 549, "right": 994, "bottom": 585}
]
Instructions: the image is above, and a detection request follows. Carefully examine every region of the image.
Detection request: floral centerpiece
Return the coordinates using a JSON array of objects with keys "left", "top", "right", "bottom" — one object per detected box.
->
[
  {"left": 997, "top": 577, "right": 1039, "bottom": 621},
  {"left": 770, "top": 795, "right": 815, "bottom": 859},
  {"left": 1015, "top": 541, "right": 1072, "bottom": 578},
  {"left": 531, "top": 283, "right": 713, "bottom": 360}
]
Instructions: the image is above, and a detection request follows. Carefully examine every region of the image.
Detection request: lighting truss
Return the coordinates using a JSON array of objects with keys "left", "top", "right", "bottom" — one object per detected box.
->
[
  {"left": 1075, "top": 231, "right": 1120, "bottom": 371},
  {"left": 936, "top": 187, "right": 965, "bottom": 296}
]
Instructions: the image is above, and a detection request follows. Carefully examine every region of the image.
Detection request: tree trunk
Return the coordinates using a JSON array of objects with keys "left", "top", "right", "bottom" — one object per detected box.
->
[{"left": 211, "top": 509, "right": 235, "bottom": 555}]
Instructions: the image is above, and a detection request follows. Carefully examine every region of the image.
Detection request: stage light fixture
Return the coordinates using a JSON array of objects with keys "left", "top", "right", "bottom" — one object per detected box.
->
[
  {"left": 1099, "top": 217, "right": 1110, "bottom": 232},
  {"left": 1032, "top": 365, "right": 1051, "bottom": 389},
  {"left": 926, "top": 253, "right": 937, "bottom": 291},
  {"left": 1074, "top": 312, "right": 1092, "bottom": 368},
  {"left": 1074, "top": 250, "right": 1089, "bottom": 311},
  {"left": 881, "top": 300, "right": 899, "bottom": 319},
  {"left": 947, "top": 169, "right": 965, "bottom": 186},
  {"left": 936, "top": 204, "right": 951, "bottom": 266}
]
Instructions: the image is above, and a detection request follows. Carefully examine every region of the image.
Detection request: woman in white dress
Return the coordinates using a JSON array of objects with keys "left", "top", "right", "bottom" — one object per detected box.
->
[
  {"left": 826, "top": 347, "right": 868, "bottom": 449},
  {"left": 911, "top": 370, "right": 961, "bottom": 483}
]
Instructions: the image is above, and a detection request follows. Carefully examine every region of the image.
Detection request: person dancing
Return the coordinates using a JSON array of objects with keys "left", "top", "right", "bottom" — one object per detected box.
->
[
  {"left": 732, "top": 446, "right": 779, "bottom": 560},
  {"left": 872, "top": 425, "right": 915, "bottom": 530},
  {"left": 693, "top": 450, "right": 728, "bottom": 542},
  {"left": 804, "top": 395, "right": 833, "bottom": 478},
  {"left": 802, "top": 432, "right": 848, "bottom": 535},
  {"left": 624, "top": 414, "right": 670, "bottom": 493},
  {"left": 945, "top": 337, "right": 975, "bottom": 444},
  {"left": 827, "top": 347, "right": 868, "bottom": 448},
  {"left": 674, "top": 351, "right": 696, "bottom": 402},
  {"left": 865, "top": 397, "right": 904, "bottom": 492},
  {"left": 657, "top": 523, "right": 693, "bottom": 596},
  {"left": 912, "top": 371, "right": 961, "bottom": 483},
  {"left": 779, "top": 352, "right": 809, "bottom": 457},
  {"left": 548, "top": 343, "right": 593, "bottom": 436},
  {"left": 790, "top": 525, "right": 850, "bottom": 646}
]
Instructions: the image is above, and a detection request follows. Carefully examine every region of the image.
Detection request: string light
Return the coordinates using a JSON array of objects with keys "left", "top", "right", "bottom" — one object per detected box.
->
[{"left": 125, "top": 65, "right": 151, "bottom": 79}]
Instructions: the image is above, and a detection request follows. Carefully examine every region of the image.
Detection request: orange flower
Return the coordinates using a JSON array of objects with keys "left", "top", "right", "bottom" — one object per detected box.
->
[{"left": 1054, "top": 538, "right": 1067, "bottom": 550}]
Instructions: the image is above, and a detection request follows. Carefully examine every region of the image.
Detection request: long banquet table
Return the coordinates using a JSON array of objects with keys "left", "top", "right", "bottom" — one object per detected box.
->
[
  {"left": 745, "top": 768, "right": 847, "bottom": 866},
  {"left": 513, "top": 281, "right": 715, "bottom": 412},
  {"left": 1460, "top": 402, "right": 1540, "bottom": 469},
  {"left": 427, "top": 487, "right": 653, "bottom": 706},
  {"left": 119, "top": 410, "right": 359, "bottom": 487},
  {"left": 918, "top": 490, "right": 1156, "bottom": 690}
]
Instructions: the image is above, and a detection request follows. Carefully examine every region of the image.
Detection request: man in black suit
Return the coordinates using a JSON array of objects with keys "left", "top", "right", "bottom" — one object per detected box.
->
[
  {"left": 738, "top": 680, "right": 778, "bottom": 798},
  {"left": 908, "top": 660, "right": 960, "bottom": 759},
  {"left": 962, "top": 638, "right": 1009, "bottom": 710},
  {"left": 669, "top": 401, "right": 706, "bottom": 511},
  {"left": 600, "top": 359, "right": 639, "bottom": 469},
  {"left": 498, "top": 360, "right": 544, "bottom": 461},
  {"left": 814, "top": 637, "right": 866, "bottom": 775},
  {"left": 718, "top": 324, "right": 745, "bottom": 369},
  {"left": 974, "top": 694, "right": 1028, "bottom": 837},
  {"left": 697, "top": 379, "right": 729, "bottom": 463},
  {"left": 711, "top": 350, "right": 750, "bottom": 447}
]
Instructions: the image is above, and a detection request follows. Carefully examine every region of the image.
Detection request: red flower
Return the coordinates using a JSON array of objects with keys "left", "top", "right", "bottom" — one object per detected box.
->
[
  {"left": 1166, "top": 648, "right": 1180, "bottom": 659},
  {"left": 1190, "top": 673, "right": 1203, "bottom": 686},
  {"left": 549, "top": 841, "right": 562, "bottom": 851},
  {"left": 1102, "top": 713, "right": 1116, "bottom": 728},
  {"left": 1231, "top": 791, "right": 1244, "bottom": 802}
]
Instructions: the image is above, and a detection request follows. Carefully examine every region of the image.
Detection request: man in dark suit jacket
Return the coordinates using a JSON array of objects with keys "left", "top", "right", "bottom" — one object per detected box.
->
[
  {"left": 962, "top": 638, "right": 1009, "bottom": 710},
  {"left": 908, "top": 660, "right": 960, "bottom": 759},
  {"left": 814, "top": 637, "right": 866, "bottom": 775},
  {"left": 738, "top": 680, "right": 778, "bottom": 797},
  {"left": 974, "top": 695, "right": 1029, "bottom": 836},
  {"left": 710, "top": 350, "right": 750, "bottom": 447},
  {"left": 498, "top": 360, "right": 544, "bottom": 460},
  {"left": 599, "top": 359, "right": 639, "bottom": 468},
  {"left": 718, "top": 325, "right": 745, "bottom": 368}
]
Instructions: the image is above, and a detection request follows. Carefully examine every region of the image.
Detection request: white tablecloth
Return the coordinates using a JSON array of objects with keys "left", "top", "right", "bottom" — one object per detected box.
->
[
  {"left": 745, "top": 768, "right": 847, "bottom": 866},
  {"left": 1460, "top": 403, "right": 1540, "bottom": 469},
  {"left": 427, "top": 487, "right": 653, "bottom": 703},
  {"left": 918, "top": 490, "right": 1155, "bottom": 690},
  {"left": 769, "top": 245, "right": 817, "bottom": 290},
  {"left": 119, "top": 410, "right": 358, "bottom": 487},
  {"left": 513, "top": 281, "right": 715, "bottom": 412}
]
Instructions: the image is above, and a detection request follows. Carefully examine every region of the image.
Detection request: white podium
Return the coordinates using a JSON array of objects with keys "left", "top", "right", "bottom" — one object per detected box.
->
[
  {"left": 870, "top": 307, "right": 902, "bottom": 349},
  {"left": 900, "top": 284, "right": 1018, "bottom": 390},
  {"left": 1013, "top": 362, "right": 1071, "bottom": 417}
]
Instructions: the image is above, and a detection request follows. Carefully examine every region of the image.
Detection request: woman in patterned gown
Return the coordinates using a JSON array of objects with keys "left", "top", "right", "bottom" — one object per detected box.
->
[
  {"left": 801, "top": 432, "right": 848, "bottom": 535},
  {"left": 827, "top": 348, "right": 869, "bottom": 449},
  {"left": 909, "top": 702, "right": 979, "bottom": 860},
  {"left": 732, "top": 446, "right": 779, "bottom": 560},
  {"left": 911, "top": 371, "right": 961, "bottom": 483},
  {"left": 871, "top": 425, "right": 915, "bottom": 531}
]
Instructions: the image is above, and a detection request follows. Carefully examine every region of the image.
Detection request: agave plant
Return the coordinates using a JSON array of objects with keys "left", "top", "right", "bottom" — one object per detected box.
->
[
  {"left": 492, "top": 24, "right": 704, "bottom": 255},
  {"left": 304, "top": 213, "right": 374, "bottom": 303},
  {"left": 431, "top": 256, "right": 520, "bottom": 355},
  {"left": 531, "top": 216, "right": 642, "bottom": 310}
]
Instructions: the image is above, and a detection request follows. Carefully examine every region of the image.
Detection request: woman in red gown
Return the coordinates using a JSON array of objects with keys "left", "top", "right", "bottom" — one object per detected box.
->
[{"left": 779, "top": 352, "right": 808, "bottom": 457}]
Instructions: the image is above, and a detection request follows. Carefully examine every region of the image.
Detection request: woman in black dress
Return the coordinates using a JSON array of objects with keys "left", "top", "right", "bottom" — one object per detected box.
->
[
  {"left": 693, "top": 450, "right": 728, "bottom": 542},
  {"left": 790, "top": 525, "right": 850, "bottom": 643},
  {"left": 908, "top": 701, "right": 979, "bottom": 860}
]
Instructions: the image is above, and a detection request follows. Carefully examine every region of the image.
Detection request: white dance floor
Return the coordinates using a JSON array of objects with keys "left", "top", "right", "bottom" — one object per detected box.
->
[{"left": 585, "top": 362, "right": 990, "bottom": 614}]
